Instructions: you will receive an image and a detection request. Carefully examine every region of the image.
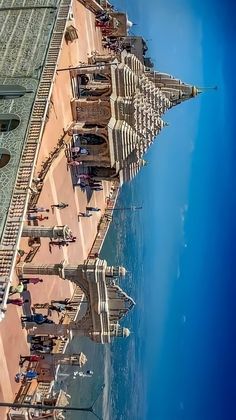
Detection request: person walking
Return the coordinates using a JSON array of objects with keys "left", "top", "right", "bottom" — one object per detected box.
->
[
  {"left": 79, "top": 181, "right": 88, "bottom": 189},
  {"left": 67, "top": 160, "right": 83, "bottom": 167},
  {"left": 30, "top": 343, "right": 52, "bottom": 354},
  {"left": 70, "top": 146, "right": 81, "bottom": 153},
  {"left": 51, "top": 298, "right": 71, "bottom": 305},
  {"left": 7, "top": 298, "right": 29, "bottom": 306},
  {"left": 66, "top": 236, "right": 77, "bottom": 243},
  {"left": 33, "top": 302, "right": 66, "bottom": 315},
  {"left": 19, "top": 354, "right": 44, "bottom": 367},
  {"left": 21, "top": 313, "right": 54, "bottom": 325},
  {"left": 86, "top": 207, "right": 101, "bottom": 212},
  {"left": 9, "top": 282, "right": 24, "bottom": 295},
  {"left": 21, "top": 278, "right": 43, "bottom": 285},
  {"left": 51, "top": 202, "right": 68, "bottom": 210},
  {"left": 78, "top": 211, "right": 92, "bottom": 218},
  {"left": 30, "top": 335, "right": 57, "bottom": 346},
  {"left": 15, "top": 370, "right": 38, "bottom": 383},
  {"left": 48, "top": 303, "right": 66, "bottom": 314},
  {"left": 28, "top": 207, "right": 49, "bottom": 213},
  {"left": 33, "top": 303, "right": 50, "bottom": 310},
  {"left": 48, "top": 302, "right": 76, "bottom": 314},
  {"left": 77, "top": 174, "right": 91, "bottom": 180},
  {"left": 27, "top": 214, "right": 49, "bottom": 221},
  {"left": 49, "top": 240, "right": 69, "bottom": 248}
]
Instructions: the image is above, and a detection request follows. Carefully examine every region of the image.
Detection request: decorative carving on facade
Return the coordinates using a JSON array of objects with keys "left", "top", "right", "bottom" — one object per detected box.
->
[
  {"left": 69, "top": 50, "right": 200, "bottom": 185},
  {"left": 73, "top": 99, "right": 111, "bottom": 124},
  {"left": 17, "top": 258, "right": 135, "bottom": 343}
]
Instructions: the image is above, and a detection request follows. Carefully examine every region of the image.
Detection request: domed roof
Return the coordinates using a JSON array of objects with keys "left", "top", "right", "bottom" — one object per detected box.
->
[{"left": 122, "top": 327, "right": 131, "bottom": 337}]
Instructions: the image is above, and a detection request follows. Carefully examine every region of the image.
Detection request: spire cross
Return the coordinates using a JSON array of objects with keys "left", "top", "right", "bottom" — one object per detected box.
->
[{"left": 197, "top": 85, "right": 218, "bottom": 91}]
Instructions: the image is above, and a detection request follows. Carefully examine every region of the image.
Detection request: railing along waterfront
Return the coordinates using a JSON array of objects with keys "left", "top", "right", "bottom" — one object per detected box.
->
[{"left": 88, "top": 183, "right": 120, "bottom": 257}]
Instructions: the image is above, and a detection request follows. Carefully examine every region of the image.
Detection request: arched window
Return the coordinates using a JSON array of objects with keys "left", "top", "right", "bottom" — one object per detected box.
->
[
  {"left": 90, "top": 167, "right": 116, "bottom": 177},
  {"left": 0, "top": 148, "right": 11, "bottom": 168},
  {"left": 83, "top": 123, "right": 105, "bottom": 129},
  {"left": 80, "top": 133, "right": 105, "bottom": 145},
  {"left": 0, "top": 85, "right": 26, "bottom": 99},
  {"left": 0, "top": 114, "right": 20, "bottom": 133},
  {"left": 93, "top": 73, "right": 110, "bottom": 82}
]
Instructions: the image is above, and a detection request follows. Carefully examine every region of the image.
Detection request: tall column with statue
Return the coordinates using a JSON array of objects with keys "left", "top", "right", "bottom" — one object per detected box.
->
[
  {"left": 43, "top": 352, "right": 87, "bottom": 367},
  {"left": 22, "top": 225, "right": 73, "bottom": 240}
]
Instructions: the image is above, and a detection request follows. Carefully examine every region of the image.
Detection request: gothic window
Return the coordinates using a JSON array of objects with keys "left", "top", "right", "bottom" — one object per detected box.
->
[
  {"left": 80, "top": 134, "right": 105, "bottom": 146},
  {"left": 0, "top": 148, "right": 11, "bottom": 168},
  {"left": 0, "top": 85, "right": 26, "bottom": 99},
  {"left": 90, "top": 167, "right": 116, "bottom": 177},
  {"left": 83, "top": 123, "right": 105, "bottom": 129},
  {"left": 0, "top": 114, "right": 20, "bottom": 133},
  {"left": 93, "top": 73, "right": 109, "bottom": 82},
  {"left": 80, "top": 88, "right": 104, "bottom": 97}
]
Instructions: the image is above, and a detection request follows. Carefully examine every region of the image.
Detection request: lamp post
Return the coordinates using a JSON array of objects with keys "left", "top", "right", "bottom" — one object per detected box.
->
[
  {"left": 112, "top": 205, "right": 142, "bottom": 211},
  {"left": 0, "top": 384, "right": 105, "bottom": 420},
  {"left": 57, "top": 62, "right": 118, "bottom": 72}
]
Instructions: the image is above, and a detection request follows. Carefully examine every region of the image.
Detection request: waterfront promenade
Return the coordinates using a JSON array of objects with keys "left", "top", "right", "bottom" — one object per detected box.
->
[{"left": 0, "top": 1, "right": 113, "bottom": 417}]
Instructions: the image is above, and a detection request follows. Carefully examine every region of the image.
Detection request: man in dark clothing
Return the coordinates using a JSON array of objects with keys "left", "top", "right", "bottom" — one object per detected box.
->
[
  {"left": 86, "top": 207, "right": 101, "bottom": 212},
  {"left": 51, "top": 202, "right": 68, "bottom": 209},
  {"left": 21, "top": 313, "right": 53, "bottom": 325},
  {"left": 19, "top": 354, "right": 44, "bottom": 367}
]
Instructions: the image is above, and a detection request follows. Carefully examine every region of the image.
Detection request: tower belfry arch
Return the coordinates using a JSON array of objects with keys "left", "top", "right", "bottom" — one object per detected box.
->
[{"left": 17, "top": 258, "right": 135, "bottom": 343}]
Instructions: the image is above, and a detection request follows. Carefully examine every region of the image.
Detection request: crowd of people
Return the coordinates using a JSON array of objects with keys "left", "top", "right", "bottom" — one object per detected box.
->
[
  {"left": 65, "top": 138, "right": 105, "bottom": 193},
  {"left": 12, "top": 108, "right": 110, "bottom": 388},
  {"left": 11, "top": 199, "right": 79, "bottom": 383},
  {"left": 13, "top": 197, "right": 102, "bottom": 384},
  {"left": 95, "top": 8, "right": 133, "bottom": 53},
  {"left": 7, "top": 0, "right": 125, "bottom": 397},
  {"left": 12, "top": 197, "right": 102, "bottom": 385},
  {"left": 26, "top": 203, "right": 77, "bottom": 251},
  {"left": 12, "top": 158, "right": 110, "bottom": 386},
  {"left": 12, "top": 275, "right": 79, "bottom": 384},
  {"left": 76, "top": 176, "right": 104, "bottom": 192}
]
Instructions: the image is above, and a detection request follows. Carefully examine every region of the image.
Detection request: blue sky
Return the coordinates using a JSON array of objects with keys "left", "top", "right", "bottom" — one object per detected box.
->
[{"left": 108, "top": 0, "right": 236, "bottom": 419}]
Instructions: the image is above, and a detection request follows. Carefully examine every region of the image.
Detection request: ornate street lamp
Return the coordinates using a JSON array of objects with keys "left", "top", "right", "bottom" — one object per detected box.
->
[{"left": 0, "top": 384, "right": 105, "bottom": 420}]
